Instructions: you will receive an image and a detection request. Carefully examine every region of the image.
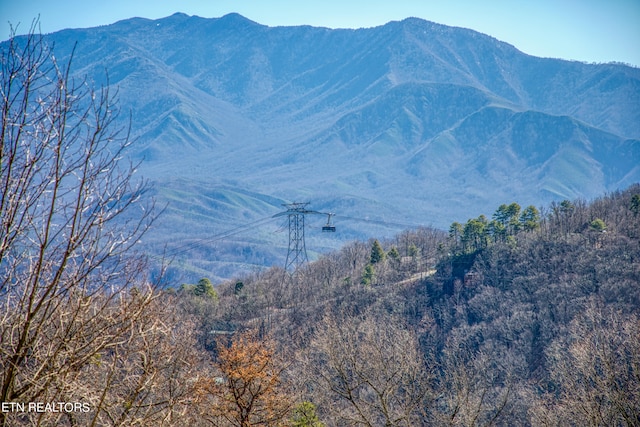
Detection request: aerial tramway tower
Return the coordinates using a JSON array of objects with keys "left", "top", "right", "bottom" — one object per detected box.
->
[{"left": 273, "top": 202, "right": 335, "bottom": 272}]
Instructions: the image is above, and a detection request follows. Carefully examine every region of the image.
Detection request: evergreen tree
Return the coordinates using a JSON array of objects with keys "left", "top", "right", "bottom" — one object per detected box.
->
[
  {"left": 370, "top": 240, "right": 385, "bottom": 264},
  {"left": 589, "top": 218, "right": 607, "bottom": 232},
  {"left": 462, "top": 215, "right": 489, "bottom": 252},
  {"left": 520, "top": 205, "right": 541, "bottom": 231},
  {"left": 631, "top": 194, "right": 640, "bottom": 217},
  {"left": 361, "top": 264, "right": 375, "bottom": 286},
  {"left": 408, "top": 243, "right": 419, "bottom": 257},
  {"left": 493, "top": 203, "right": 521, "bottom": 235},
  {"left": 291, "top": 401, "right": 325, "bottom": 427},
  {"left": 449, "top": 222, "right": 464, "bottom": 253},
  {"left": 194, "top": 278, "right": 218, "bottom": 299}
]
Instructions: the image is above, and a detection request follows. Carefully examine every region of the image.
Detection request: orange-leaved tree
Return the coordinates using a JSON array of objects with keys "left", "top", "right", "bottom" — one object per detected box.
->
[{"left": 196, "top": 330, "right": 292, "bottom": 426}]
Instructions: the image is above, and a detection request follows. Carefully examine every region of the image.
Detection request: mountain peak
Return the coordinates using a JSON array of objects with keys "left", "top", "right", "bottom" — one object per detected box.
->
[
  {"left": 26, "top": 14, "right": 640, "bottom": 279},
  {"left": 217, "top": 13, "right": 261, "bottom": 27}
]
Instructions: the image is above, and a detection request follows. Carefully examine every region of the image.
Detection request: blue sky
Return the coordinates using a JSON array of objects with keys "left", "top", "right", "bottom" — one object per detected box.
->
[{"left": 2, "top": 0, "right": 639, "bottom": 66}]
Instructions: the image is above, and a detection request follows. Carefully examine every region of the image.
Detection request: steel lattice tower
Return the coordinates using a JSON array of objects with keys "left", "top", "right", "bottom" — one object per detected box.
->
[
  {"left": 281, "top": 202, "right": 310, "bottom": 272},
  {"left": 273, "top": 202, "right": 335, "bottom": 272}
]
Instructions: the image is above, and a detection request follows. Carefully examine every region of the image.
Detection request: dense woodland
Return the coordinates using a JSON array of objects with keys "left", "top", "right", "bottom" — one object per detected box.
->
[
  {"left": 171, "top": 186, "right": 640, "bottom": 426},
  {"left": 2, "top": 24, "right": 639, "bottom": 427}
]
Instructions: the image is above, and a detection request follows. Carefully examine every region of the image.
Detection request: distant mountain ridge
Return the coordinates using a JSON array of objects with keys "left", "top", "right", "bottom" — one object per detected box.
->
[{"left": 11, "top": 13, "right": 639, "bottom": 280}]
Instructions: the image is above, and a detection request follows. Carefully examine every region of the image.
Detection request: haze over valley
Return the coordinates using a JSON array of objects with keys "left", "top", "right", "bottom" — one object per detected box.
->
[{"left": 24, "top": 12, "right": 640, "bottom": 280}]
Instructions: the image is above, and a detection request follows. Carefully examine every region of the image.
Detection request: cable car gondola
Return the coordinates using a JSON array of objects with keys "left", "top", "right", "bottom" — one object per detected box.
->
[{"left": 322, "top": 213, "right": 336, "bottom": 232}]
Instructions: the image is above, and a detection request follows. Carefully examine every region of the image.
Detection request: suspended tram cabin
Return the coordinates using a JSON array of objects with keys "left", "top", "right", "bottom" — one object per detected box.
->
[{"left": 322, "top": 213, "right": 336, "bottom": 232}]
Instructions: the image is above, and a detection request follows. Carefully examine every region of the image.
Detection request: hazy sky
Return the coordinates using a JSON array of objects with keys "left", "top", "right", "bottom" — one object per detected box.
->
[{"left": 2, "top": 0, "right": 639, "bottom": 66}]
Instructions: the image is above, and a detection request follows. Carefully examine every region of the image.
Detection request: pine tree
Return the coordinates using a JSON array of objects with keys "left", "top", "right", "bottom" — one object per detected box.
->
[
  {"left": 370, "top": 239, "right": 385, "bottom": 264},
  {"left": 291, "top": 401, "right": 325, "bottom": 427},
  {"left": 194, "top": 277, "right": 217, "bottom": 299},
  {"left": 361, "top": 264, "right": 375, "bottom": 286}
]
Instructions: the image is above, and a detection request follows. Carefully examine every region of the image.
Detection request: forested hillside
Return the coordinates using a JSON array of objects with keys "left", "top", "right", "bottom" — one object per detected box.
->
[
  {"left": 12, "top": 12, "right": 639, "bottom": 280},
  {"left": 170, "top": 185, "right": 640, "bottom": 426},
  {"left": 2, "top": 19, "right": 639, "bottom": 427}
]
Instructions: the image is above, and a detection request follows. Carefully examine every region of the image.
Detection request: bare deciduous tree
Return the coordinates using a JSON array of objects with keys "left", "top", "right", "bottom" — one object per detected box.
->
[
  {"left": 0, "top": 21, "right": 188, "bottom": 426},
  {"left": 531, "top": 301, "right": 640, "bottom": 427},
  {"left": 306, "top": 311, "right": 433, "bottom": 426},
  {"left": 434, "top": 339, "right": 517, "bottom": 427},
  {"left": 8, "top": 289, "right": 206, "bottom": 426}
]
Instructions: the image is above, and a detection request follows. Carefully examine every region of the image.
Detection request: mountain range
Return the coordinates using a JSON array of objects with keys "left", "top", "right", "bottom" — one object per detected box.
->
[{"left": 18, "top": 12, "right": 640, "bottom": 280}]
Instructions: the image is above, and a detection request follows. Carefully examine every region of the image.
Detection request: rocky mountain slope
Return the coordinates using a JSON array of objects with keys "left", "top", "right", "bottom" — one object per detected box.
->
[{"left": 20, "top": 12, "right": 640, "bottom": 280}]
